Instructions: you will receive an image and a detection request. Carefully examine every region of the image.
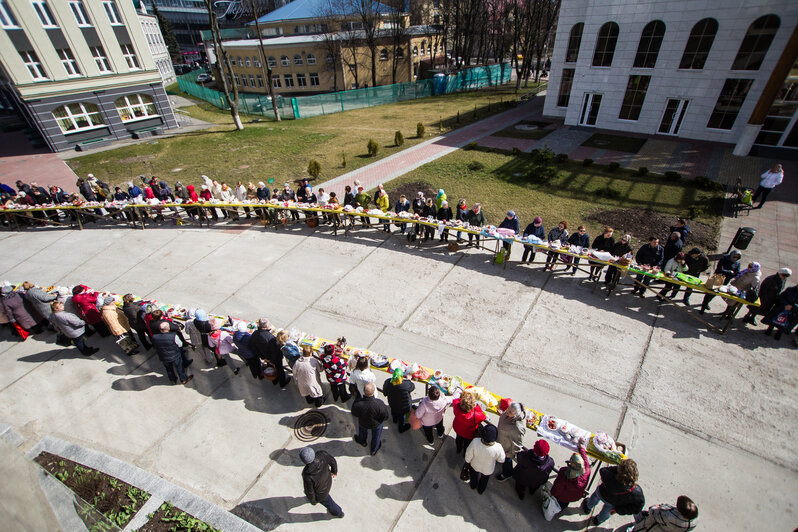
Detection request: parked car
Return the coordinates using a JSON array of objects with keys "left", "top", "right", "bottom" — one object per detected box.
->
[{"left": 196, "top": 73, "right": 213, "bottom": 83}]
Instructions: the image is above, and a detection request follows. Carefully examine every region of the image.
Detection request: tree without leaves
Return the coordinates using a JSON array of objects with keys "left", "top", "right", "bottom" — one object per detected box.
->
[
  {"left": 248, "top": 0, "right": 281, "bottom": 120},
  {"left": 349, "top": 0, "right": 383, "bottom": 87},
  {"left": 203, "top": 0, "right": 243, "bottom": 129},
  {"left": 384, "top": 4, "right": 408, "bottom": 84}
]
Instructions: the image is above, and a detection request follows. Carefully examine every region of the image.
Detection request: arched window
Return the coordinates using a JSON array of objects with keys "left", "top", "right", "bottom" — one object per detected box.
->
[
  {"left": 396, "top": 47, "right": 404, "bottom": 59},
  {"left": 115, "top": 94, "right": 158, "bottom": 122},
  {"left": 565, "top": 23, "right": 583, "bottom": 63},
  {"left": 420, "top": 40, "right": 426, "bottom": 55},
  {"left": 379, "top": 49, "right": 389, "bottom": 61},
  {"left": 280, "top": 55, "right": 290, "bottom": 66},
  {"left": 245, "top": 56, "right": 251, "bottom": 67},
  {"left": 679, "top": 18, "right": 718, "bottom": 70},
  {"left": 237, "top": 57, "right": 243, "bottom": 66},
  {"left": 592, "top": 22, "right": 619, "bottom": 67},
  {"left": 306, "top": 53, "right": 316, "bottom": 65},
  {"left": 294, "top": 54, "right": 303, "bottom": 65},
  {"left": 52, "top": 102, "right": 105, "bottom": 133},
  {"left": 731, "top": 15, "right": 779, "bottom": 71},
  {"left": 634, "top": 20, "right": 665, "bottom": 68},
  {"left": 267, "top": 56, "right": 277, "bottom": 68},
  {"left": 413, "top": 45, "right": 418, "bottom": 56}
]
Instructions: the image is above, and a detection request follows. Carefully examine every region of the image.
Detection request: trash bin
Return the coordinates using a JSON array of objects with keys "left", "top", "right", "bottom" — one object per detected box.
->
[{"left": 728, "top": 227, "right": 756, "bottom": 252}]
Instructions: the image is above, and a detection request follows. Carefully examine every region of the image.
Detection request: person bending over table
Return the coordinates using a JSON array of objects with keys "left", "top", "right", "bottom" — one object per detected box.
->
[
  {"left": 522, "top": 217, "right": 545, "bottom": 263},
  {"left": 699, "top": 250, "right": 741, "bottom": 314},
  {"left": 604, "top": 234, "right": 632, "bottom": 287},
  {"left": 658, "top": 252, "right": 688, "bottom": 299},
  {"left": 498, "top": 211, "right": 520, "bottom": 254}
]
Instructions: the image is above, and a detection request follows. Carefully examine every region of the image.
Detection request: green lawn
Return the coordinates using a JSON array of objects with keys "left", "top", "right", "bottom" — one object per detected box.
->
[
  {"left": 381, "top": 150, "right": 723, "bottom": 248},
  {"left": 66, "top": 83, "right": 541, "bottom": 189}
]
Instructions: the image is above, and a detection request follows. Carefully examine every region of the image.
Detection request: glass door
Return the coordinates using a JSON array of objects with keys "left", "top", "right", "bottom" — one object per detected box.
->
[
  {"left": 658, "top": 99, "right": 689, "bottom": 135},
  {"left": 579, "top": 93, "right": 602, "bottom": 126}
]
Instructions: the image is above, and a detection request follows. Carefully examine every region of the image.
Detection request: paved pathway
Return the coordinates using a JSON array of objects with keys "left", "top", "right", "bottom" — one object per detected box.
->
[
  {"left": 0, "top": 152, "right": 79, "bottom": 195},
  {"left": 317, "top": 97, "right": 545, "bottom": 196}
]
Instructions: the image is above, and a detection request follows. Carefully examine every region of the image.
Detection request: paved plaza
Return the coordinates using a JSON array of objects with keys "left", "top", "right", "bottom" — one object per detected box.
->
[{"left": 0, "top": 212, "right": 796, "bottom": 530}]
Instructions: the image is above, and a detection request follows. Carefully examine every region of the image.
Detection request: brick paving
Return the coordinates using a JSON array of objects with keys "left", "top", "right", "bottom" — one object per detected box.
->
[{"left": 0, "top": 152, "right": 79, "bottom": 194}]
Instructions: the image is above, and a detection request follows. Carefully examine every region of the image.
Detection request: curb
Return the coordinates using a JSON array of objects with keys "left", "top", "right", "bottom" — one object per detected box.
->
[{"left": 27, "top": 435, "right": 262, "bottom": 532}]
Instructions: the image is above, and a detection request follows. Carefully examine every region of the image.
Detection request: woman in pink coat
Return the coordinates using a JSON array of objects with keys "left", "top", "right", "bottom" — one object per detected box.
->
[{"left": 414, "top": 387, "right": 452, "bottom": 445}]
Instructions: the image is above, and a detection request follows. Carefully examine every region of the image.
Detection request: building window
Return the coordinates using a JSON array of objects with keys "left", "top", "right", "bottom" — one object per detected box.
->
[
  {"left": 592, "top": 22, "right": 619, "bottom": 67},
  {"left": 241, "top": 75, "right": 248, "bottom": 87},
  {"left": 565, "top": 23, "right": 583, "bottom": 63},
  {"left": 557, "top": 68, "right": 574, "bottom": 107},
  {"left": 296, "top": 73, "right": 306, "bottom": 87},
  {"left": 306, "top": 53, "right": 316, "bottom": 65},
  {"left": 91, "top": 46, "right": 112, "bottom": 73},
  {"left": 253, "top": 57, "right": 261, "bottom": 67},
  {"left": 115, "top": 94, "right": 157, "bottom": 122},
  {"left": 731, "top": 15, "right": 780, "bottom": 71},
  {"left": 256, "top": 75, "right": 263, "bottom": 87},
  {"left": 679, "top": 18, "right": 718, "bottom": 70},
  {"left": 249, "top": 74, "right": 255, "bottom": 86},
  {"left": 294, "top": 54, "right": 303, "bottom": 65},
  {"left": 707, "top": 78, "right": 754, "bottom": 130},
  {"left": 309, "top": 72, "right": 319, "bottom": 86},
  {"left": 633, "top": 20, "right": 665, "bottom": 68},
  {"left": 68, "top": 1, "right": 91, "bottom": 26},
  {"left": 58, "top": 48, "right": 81, "bottom": 77},
  {"left": 272, "top": 76, "right": 281, "bottom": 88},
  {"left": 237, "top": 57, "right": 243, "bottom": 67},
  {"left": 52, "top": 102, "right": 105, "bottom": 133},
  {"left": 420, "top": 41, "right": 426, "bottom": 55},
  {"left": 280, "top": 55, "right": 290, "bottom": 66},
  {"left": 234, "top": 73, "right": 240, "bottom": 84},
  {"left": 396, "top": 47, "right": 404, "bottom": 59},
  {"left": 618, "top": 75, "right": 651, "bottom": 120},
  {"left": 102, "top": 1, "right": 122, "bottom": 25},
  {"left": 121, "top": 44, "right": 140, "bottom": 70},
  {"left": 379, "top": 49, "right": 389, "bottom": 61},
  {"left": 245, "top": 56, "right": 251, "bottom": 67},
  {"left": 31, "top": 0, "right": 57, "bottom": 27},
  {"left": 20, "top": 50, "right": 47, "bottom": 80},
  {"left": 428, "top": 44, "right": 432, "bottom": 54},
  {"left": 268, "top": 56, "right": 277, "bottom": 68},
  {"left": 0, "top": 0, "right": 19, "bottom": 28},
  {"left": 413, "top": 46, "right": 418, "bottom": 56},
  {"left": 283, "top": 74, "right": 294, "bottom": 87},
  {"left": 326, "top": 53, "right": 334, "bottom": 63}
]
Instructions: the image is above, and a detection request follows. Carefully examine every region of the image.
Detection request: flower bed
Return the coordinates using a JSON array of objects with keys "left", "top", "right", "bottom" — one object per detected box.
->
[
  {"left": 34, "top": 451, "right": 150, "bottom": 529},
  {"left": 139, "top": 501, "right": 220, "bottom": 532}
]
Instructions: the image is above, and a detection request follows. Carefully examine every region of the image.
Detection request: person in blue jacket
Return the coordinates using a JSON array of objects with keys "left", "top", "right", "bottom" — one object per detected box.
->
[
  {"left": 498, "top": 211, "right": 519, "bottom": 254},
  {"left": 566, "top": 225, "right": 590, "bottom": 275},
  {"left": 522, "top": 217, "right": 545, "bottom": 263}
]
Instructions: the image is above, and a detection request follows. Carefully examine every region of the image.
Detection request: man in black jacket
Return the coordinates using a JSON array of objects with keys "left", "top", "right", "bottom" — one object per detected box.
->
[
  {"left": 300, "top": 447, "right": 343, "bottom": 518},
  {"left": 249, "top": 318, "right": 291, "bottom": 387},
  {"left": 351, "top": 382, "right": 389, "bottom": 456},
  {"left": 633, "top": 237, "right": 664, "bottom": 296},
  {"left": 382, "top": 368, "right": 415, "bottom": 432},
  {"left": 582, "top": 459, "right": 645, "bottom": 527},
  {"left": 743, "top": 268, "right": 790, "bottom": 324},
  {"left": 682, "top": 247, "right": 709, "bottom": 305},
  {"left": 151, "top": 322, "right": 194, "bottom": 385}
]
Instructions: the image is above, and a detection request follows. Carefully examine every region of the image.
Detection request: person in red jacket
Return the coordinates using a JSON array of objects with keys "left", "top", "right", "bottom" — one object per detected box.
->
[
  {"left": 551, "top": 439, "right": 590, "bottom": 512},
  {"left": 451, "top": 391, "right": 486, "bottom": 455},
  {"left": 71, "top": 285, "right": 110, "bottom": 336}
]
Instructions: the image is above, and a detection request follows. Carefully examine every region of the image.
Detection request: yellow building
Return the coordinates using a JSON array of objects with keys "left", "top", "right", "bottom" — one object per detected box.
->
[{"left": 206, "top": 0, "right": 442, "bottom": 95}]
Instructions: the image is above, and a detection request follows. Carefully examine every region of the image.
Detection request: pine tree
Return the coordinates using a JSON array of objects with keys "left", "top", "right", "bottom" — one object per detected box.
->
[{"left": 152, "top": 3, "right": 181, "bottom": 63}]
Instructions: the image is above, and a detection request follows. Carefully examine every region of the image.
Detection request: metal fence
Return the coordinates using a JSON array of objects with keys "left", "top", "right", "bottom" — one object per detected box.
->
[{"left": 176, "top": 63, "right": 512, "bottom": 121}]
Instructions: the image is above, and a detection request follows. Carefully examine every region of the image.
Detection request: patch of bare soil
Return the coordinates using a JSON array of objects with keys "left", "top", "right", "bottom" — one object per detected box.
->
[
  {"left": 587, "top": 208, "right": 719, "bottom": 251},
  {"left": 385, "top": 180, "right": 437, "bottom": 202}
]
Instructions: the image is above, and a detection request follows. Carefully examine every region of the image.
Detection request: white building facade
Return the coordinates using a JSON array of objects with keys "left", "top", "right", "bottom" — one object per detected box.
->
[
  {"left": 0, "top": 0, "right": 177, "bottom": 151},
  {"left": 543, "top": 0, "right": 798, "bottom": 157},
  {"left": 137, "top": 6, "right": 175, "bottom": 86}
]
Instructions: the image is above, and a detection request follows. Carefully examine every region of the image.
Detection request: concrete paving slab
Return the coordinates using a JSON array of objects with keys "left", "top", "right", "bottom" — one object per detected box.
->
[
  {"left": 0, "top": 231, "right": 68, "bottom": 277},
  {"left": 288, "top": 307, "right": 384, "bottom": 350},
  {"left": 402, "top": 252, "right": 546, "bottom": 356},
  {"left": 617, "top": 407, "right": 798, "bottom": 531},
  {"left": 0, "top": 331, "right": 67, "bottom": 388},
  {"left": 314, "top": 236, "right": 461, "bottom": 324},
  {"left": 631, "top": 316, "right": 798, "bottom": 469},
  {"left": 503, "top": 272, "right": 657, "bottom": 400}
]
